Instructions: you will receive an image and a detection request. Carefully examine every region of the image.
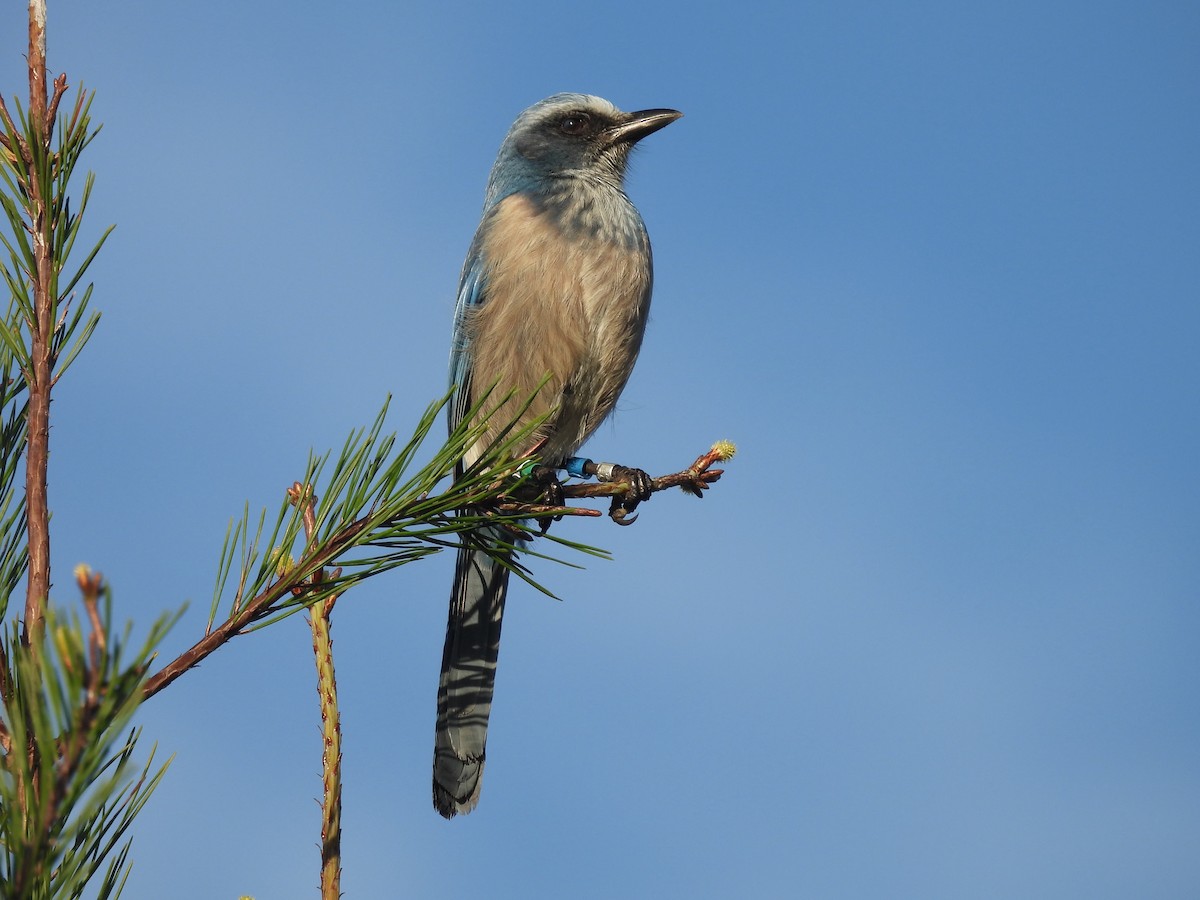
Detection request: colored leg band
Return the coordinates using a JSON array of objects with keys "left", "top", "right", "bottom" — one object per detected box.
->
[
  {"left": 594, "top": 462, "right": 617, "bottom": 481},
  {"left": 563, "top": 456, "right": 592, "bottom": 478}
]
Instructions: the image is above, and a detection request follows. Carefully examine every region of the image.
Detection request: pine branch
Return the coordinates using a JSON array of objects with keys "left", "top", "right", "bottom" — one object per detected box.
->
[
  {"left": 16, "top": 38, "right": 70, "bottom": 646},
  {"left": 0, "top": 53, "right": 106, "bottom": 646},
  {"left": 287, "top": 485, "right": 343, "bottom": 900},
  {"left": 141, "top": 392, "right": 552, "bottom": 699},
  {"left": 142, "top": 393, "right": 737, "bottom": 701},
  {"left": 0, "top": 567, "right": 178, "bottom": 896}
]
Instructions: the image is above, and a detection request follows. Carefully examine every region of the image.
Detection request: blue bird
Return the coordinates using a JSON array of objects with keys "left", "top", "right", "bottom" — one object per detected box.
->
[{"left": 435, "top": 94, "right": 681, "bottom": 818}]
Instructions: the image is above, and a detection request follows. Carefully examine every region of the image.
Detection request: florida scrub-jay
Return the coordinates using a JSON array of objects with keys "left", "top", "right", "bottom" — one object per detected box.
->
[{"left": 435, "top": 93, "right": 681, "bottom": 818}]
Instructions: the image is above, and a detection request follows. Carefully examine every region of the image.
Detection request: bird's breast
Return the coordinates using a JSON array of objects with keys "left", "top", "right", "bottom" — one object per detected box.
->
[{"left": 466, "top": 190, "right": 653, "bottom": 460}]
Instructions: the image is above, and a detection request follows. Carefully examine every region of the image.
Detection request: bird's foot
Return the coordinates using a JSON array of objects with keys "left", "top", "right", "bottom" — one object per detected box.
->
[
  {"left": 506, "top": 465, "right": 567, "bottom": 532},
  {"left": 594, "top": 463, "right": 653, "bottom": 526},
  {"left": 529, "top": 464, "right": 565, "bottom": 532},
  {"left": 529, "top": 465, "right": 565, "bottom": 506}
]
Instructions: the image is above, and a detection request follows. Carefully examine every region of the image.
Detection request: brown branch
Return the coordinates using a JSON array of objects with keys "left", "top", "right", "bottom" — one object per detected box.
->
[
  {"left": 493, "top": 500, "right": 602, "bottom": 519},
  {"left": 76, "top": 564, "right": 107, "bottom": 681},
  {"left": 140, "top": 517, "right": 369, "bottom": 701},
  {"left": 44, "top": 72, "right": 67, "bottom": 141},
  {"left": 27, "top": 2, "right": 47, "bottom": 138},
  {"left": 19, "top": 11, "right": 69, "bottom": 648},
  {"left": 289, "top": 483, "right": 343, "bottom": 900}
]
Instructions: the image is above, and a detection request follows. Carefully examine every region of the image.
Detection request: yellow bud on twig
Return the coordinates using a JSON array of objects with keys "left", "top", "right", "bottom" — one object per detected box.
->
[{"left": 710, "top": 440, "right": 737, "bottom": 461}]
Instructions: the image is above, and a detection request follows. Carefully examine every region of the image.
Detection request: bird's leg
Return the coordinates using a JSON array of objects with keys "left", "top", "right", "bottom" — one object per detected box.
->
[
  {"left": 528, "top": 464, "right": 565, "bottom": 532},
  {"left": 565, "top": 457, "right": 654, "bottom": 526}
]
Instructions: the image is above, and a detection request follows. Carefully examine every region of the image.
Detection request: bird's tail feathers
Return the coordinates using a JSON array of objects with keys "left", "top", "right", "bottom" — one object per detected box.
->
[{"left": 433, "top": 530, "right": 512, "bottom": 818}]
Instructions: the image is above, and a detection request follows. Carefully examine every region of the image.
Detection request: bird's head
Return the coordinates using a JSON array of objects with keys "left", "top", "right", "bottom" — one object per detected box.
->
[{"left": 486, "top": 93, "right": 681, "bottom": 203}]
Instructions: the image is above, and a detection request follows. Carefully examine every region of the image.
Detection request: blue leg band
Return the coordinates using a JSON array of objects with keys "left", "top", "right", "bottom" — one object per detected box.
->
[{"left": 563, "top": 456, "right": 592, "bottom": 478}]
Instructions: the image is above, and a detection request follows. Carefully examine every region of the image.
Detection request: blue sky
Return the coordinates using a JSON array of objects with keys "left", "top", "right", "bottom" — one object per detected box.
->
[{"left": 4, "top": 1, "right": 1198, "bottom": 897}]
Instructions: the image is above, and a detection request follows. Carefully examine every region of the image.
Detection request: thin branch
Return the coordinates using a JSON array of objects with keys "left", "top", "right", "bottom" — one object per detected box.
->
[
  {"left": 27, "top": 2, "right": 47, "bottom": 139},
  {"left": 289, "top": 483, "right": 343, "bottom": 900},
  {"left": 77, "top": 563, "right": 106, "bottom": 675},
  {"left": 19, "top": 28, "right": 70, "bottom": 646},
  {"left": 139, "top": 516, "right": 369, "bottom": 700},
  {"left": 44, "top": 72, "right": 67, "bottom": 139}
]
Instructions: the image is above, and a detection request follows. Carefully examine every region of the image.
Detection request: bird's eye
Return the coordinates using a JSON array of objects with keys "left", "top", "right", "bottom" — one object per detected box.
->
[{"left": 559, "top": 113, "right": 592, "bottom": 136}]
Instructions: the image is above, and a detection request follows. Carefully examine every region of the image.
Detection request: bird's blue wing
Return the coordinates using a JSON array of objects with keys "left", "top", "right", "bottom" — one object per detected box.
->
[{"left": 448, "top": 234, "right": 488, "bottom": 434}]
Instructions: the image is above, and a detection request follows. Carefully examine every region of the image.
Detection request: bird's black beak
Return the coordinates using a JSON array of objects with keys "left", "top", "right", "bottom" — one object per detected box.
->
[{"left": 607, "top": 108, "right": 683, "bottom": 145}]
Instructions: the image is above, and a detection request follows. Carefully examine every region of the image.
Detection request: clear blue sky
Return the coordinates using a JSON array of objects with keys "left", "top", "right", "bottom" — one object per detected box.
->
[{"left": 6, "top": 1, "right": 1198, "bottom": 897}]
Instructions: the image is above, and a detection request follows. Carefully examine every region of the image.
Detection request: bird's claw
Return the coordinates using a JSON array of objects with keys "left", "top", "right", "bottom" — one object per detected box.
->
[{"left": 608, "top": 498, "right": 639, "bottom": 526}]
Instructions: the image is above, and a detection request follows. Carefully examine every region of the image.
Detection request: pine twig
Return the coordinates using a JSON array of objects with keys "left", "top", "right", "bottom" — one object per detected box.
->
[
  {"left": 287, "top": 483, "right": 342, "bottom": 900},
  {"left": 139, "top": 515, "right": 369, "bottom": 701},
  {"left": 19, "top": 27, "right": 70, "bottom": 647}
]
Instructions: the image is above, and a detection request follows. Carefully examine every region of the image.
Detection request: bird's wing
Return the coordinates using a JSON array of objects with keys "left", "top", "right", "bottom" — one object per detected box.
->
[
  {"left": 448, "top": 232, "right": 488, "bottom": 434},
  {"left": 438, "top": 217, "right": 509, "bottom": 819}
]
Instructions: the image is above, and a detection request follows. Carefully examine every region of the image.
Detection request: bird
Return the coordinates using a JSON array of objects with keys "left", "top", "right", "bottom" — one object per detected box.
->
[{"left": 434, "top": 93, "right": 681, "bottom": 818}]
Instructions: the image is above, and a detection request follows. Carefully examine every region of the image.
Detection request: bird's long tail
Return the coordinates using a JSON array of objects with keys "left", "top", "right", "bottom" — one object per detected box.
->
[{"left": 433, "top": 533, "right": 510, "bottom": 818}]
